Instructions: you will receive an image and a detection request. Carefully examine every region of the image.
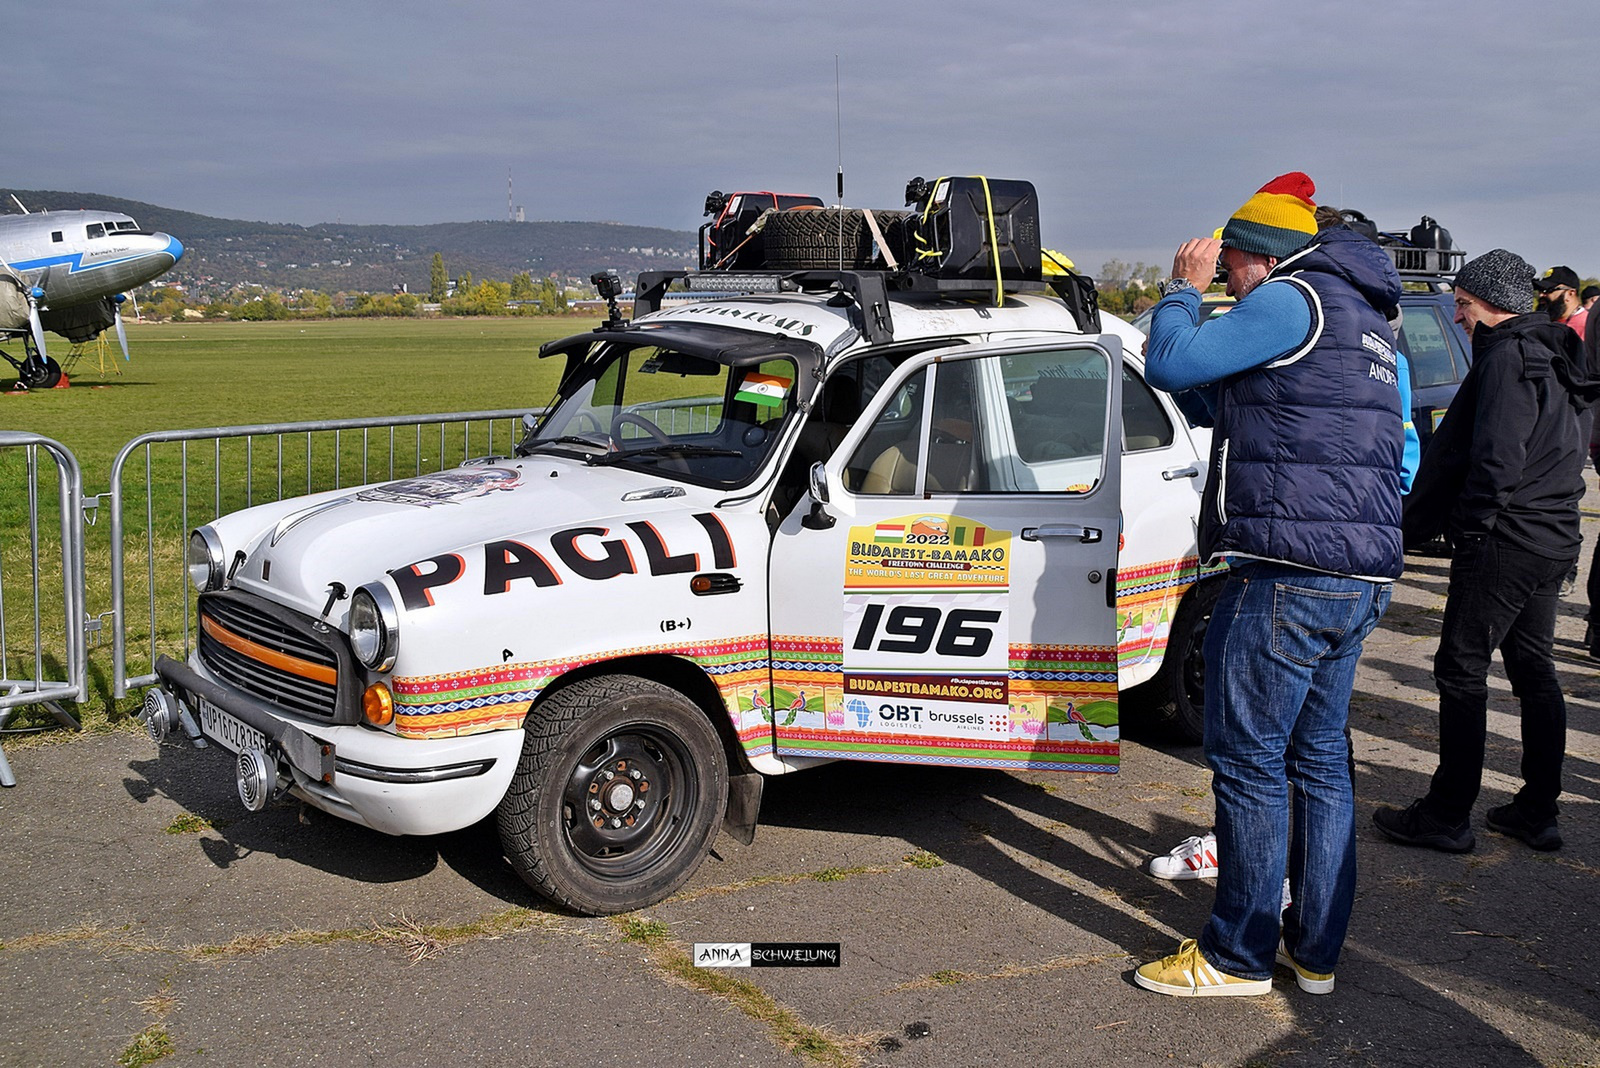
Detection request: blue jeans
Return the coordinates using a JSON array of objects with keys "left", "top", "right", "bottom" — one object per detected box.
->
[{"left": 1197, "top": 562, "right": 1391, "bottom": 980}]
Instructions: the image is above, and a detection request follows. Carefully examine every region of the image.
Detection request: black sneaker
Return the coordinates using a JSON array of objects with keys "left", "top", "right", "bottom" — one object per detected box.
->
[
  {"left": 1486, "top": 804, "right": 1562, "bottom": 851},
  {"left": 1372, "top": 800, "right": 1476, "bottom": 853}
]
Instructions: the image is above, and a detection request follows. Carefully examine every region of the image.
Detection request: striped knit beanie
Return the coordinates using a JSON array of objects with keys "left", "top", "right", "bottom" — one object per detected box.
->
[{"left": 1221, "top": 172, "right": 1318, "bottom": 260}]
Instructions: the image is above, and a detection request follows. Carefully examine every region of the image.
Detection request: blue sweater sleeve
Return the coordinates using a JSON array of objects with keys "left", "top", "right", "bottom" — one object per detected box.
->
[
  {"left": 1396, "top": 349, "right": 1419, "bottom": 493},
  {"left": 1143, "top": 282, "right": 1313, "bottom": 392}
]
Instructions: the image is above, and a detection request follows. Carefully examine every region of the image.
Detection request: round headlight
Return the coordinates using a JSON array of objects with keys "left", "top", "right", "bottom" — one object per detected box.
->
[
  {"left": 348, "top": 583, "right": 400, "bottom": 672},
  {"left": 186, "top": 527, "right": 225, "bottom": 592}
]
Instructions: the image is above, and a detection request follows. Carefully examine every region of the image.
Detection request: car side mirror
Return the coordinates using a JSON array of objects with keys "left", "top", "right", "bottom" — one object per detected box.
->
[{"left": 802, "top": 461, "right": 835, "bottom": 529}]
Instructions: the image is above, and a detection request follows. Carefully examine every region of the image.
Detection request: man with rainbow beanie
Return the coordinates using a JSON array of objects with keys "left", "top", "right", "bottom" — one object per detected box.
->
[{"left": 1135, "top": 173, "right": 1406, "bottom": 997}]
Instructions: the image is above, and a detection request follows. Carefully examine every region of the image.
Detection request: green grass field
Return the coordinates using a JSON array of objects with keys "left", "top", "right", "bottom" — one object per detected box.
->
[
  {"left": 5, "top": 317, "right": 596, "bottom": 473},
  {"left": 1, "top": 316, "right": 600, "bottom": 738}
]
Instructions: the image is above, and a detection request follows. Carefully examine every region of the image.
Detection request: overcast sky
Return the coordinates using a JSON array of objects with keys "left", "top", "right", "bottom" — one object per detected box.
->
[{"left": 11, "top": 2, "right": 1596, "bottom": 279}]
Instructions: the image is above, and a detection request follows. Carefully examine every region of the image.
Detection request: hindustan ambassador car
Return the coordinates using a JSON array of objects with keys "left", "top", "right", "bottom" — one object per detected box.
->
[{"left": 141, "top": 261, "right": 1217, "bottom": 915}]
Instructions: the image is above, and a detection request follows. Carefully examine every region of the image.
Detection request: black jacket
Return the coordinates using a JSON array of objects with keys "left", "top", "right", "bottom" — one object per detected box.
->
[{"left": 1403, "top": 313, "right": 1593, "bottom": 558}]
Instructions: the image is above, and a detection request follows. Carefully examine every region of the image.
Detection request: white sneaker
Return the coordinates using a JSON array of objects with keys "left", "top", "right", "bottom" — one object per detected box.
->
[{"left": 1149, "top": 832, "right": 1218, "bottom": 880}]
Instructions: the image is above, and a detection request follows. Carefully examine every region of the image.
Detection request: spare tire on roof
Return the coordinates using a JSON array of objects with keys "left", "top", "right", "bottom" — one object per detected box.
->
[{"left": 761, "top": 208, "right": 908, "bottom": 270}]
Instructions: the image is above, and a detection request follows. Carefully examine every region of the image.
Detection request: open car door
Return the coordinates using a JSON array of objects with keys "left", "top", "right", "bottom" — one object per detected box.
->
[{"left": 767, "top": 335, "right": 1124, "bottom": 773}]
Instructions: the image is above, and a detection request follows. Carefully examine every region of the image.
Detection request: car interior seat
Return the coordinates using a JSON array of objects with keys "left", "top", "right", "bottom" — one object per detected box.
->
[{"left": 861, "top": 366, "right": 978, "bottom": 494}]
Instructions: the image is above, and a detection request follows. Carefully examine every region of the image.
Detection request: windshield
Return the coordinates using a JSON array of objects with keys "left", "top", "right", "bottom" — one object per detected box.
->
[{"left": 521, "top": 340, "right": 799, "bottom": 487}]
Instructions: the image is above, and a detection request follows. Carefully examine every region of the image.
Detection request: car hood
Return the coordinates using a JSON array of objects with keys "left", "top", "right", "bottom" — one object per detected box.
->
[{"left": 219, "top": 460, "right": 723, "bottom": 616}]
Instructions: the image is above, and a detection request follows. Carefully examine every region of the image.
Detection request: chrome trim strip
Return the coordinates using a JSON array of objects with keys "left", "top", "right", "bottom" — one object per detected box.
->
[{"left": 333, "top": 756, "right": 495, "bottom": 784}]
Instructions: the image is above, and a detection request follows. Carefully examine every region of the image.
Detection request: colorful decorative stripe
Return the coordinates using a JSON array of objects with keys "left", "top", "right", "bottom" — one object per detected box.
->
[
  {"left": 1115, "top": 555, "right": 1203, "bottom": 671},
  {"left": 391, "top": 635, "right": 768, "bottom": 740}
]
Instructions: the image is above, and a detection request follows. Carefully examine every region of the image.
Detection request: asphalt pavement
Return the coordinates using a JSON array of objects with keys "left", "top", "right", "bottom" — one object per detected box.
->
[{"left": 3, "top": 532, "right": 1598, "bottom": 1068}]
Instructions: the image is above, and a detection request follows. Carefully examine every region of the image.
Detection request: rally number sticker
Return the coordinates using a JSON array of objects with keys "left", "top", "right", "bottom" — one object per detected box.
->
[{"left": 841, "top": 592, "right": 1010, "bottom": 740}]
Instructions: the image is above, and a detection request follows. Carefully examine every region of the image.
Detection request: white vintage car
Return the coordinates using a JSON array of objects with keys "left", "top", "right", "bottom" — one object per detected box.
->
[{"left": 143, "top": 268, "right": 1215, "bottom": 914}]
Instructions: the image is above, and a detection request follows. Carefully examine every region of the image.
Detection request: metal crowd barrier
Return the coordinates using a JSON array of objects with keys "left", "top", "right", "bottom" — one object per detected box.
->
[
  {"left": 107, "top": 410, "right": 531, "bottom": 701},
  {"left": 0, "top": 432, "right": 86, "bottom": 787}
]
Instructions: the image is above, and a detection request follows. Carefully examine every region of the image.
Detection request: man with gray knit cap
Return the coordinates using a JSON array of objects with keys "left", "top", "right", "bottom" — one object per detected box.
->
[{"left": 1376, "top": 248, "right": 1595, "bottom": 854}]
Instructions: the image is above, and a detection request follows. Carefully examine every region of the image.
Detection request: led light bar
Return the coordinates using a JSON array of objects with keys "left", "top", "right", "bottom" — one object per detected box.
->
[{"left": 683, "top": 273, "right": 785, "bottom": 293}]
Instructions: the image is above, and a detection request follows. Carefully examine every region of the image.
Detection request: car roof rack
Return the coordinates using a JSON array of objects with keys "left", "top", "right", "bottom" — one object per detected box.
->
[
  {"left": 633, "top": 268, "right": 1101, "bottom": 345},
  {"left": 1382, "top": 245, "right": 1463, "bottom": 278}
]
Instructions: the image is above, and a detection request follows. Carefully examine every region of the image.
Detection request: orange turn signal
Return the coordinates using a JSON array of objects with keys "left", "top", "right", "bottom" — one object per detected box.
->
[{"left": 362, "top": 682, "right": 395, "bottom": 727}]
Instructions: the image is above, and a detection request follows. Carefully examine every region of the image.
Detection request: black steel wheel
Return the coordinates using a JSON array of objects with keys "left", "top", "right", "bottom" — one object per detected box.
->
[
  {"left": 18, "top": 354, "right": 61, "bottom": 390},
  {"left": 496, "top": 674, "right": 728, "bottom": 914},
  {"left": 1138, "top": 577, "right": 1223, "bottom": 745}
]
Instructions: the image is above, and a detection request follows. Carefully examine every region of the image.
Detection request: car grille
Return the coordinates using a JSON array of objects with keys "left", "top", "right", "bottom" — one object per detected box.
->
[{"left": 197, "top": 594, "right": 344, "bottom": 720}]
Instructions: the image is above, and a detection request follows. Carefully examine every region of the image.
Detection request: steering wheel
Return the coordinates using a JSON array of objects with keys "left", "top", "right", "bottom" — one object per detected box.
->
[
  {"left": 612, "top": 411, "right": 673, "bottom": 447},
  {"left": 573, "top": 411, "right": 605, "bottom": 435}
]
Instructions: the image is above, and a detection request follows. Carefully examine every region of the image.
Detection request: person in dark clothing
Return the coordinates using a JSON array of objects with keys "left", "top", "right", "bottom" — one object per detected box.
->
[
  {"left": 1585, "top": 307, "right": 1600, "bottom": 656},
  {"left": 1377, "top": 248, "right": 1596, "bottom": 854}
]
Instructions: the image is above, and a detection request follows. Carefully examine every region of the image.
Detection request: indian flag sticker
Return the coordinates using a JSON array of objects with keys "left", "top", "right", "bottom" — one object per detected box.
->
[{"left": 736, "top": 371, "right": 792, "bottom": 409}]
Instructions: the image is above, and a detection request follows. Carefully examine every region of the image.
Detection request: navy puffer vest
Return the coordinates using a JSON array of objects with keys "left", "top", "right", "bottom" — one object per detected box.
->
[{"left": 1198, "top": 228, "right": 1405, "bottom": 580}]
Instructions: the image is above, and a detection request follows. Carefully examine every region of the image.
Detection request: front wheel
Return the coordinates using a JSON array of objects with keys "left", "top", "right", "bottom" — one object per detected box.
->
[
  {"left": 496, "top": 675, "right": 728, "bottom": 914},
  {"left": 18, "top": 354, "right": 61, "bottom": 390}
]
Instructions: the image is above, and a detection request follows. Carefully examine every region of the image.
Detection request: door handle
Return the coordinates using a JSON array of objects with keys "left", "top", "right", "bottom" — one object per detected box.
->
[
  {"left": 1021, "top": 524, "right": 1102, "bottom": 543},
  {"left": 1162, "top": 464, "right": 1201, "bottom": 480}
]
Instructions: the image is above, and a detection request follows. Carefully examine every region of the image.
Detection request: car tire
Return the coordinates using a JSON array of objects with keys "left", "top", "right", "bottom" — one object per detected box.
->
[
  {"left": 496, "top": 674, "right": 728, "bottom": 915},
  {"left": 1140, "top": 577, "right": 1223, "bottom": 745},
  {"left": 762, "top": 208, "right": 868, "bottom": 269}
]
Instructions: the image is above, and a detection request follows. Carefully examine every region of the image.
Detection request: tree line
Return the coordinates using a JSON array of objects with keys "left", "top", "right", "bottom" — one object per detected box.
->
[{"left": 136, "top": 252, "right": 579, "bottom": 322}]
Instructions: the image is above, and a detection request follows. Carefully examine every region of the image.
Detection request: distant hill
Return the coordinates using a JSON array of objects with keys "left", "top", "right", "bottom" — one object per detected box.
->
[{"left": 2, "top": 189, "right": 697, "bottom": 296}]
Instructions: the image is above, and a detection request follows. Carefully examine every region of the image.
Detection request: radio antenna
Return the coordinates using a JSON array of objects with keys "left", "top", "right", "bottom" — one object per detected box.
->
[{"left": 835, "top": 55, "right": 845, "bottom": 272}]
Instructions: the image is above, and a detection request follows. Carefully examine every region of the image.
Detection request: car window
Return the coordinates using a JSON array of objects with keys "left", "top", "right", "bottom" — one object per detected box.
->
[
  {"left": 1122, "top": 364, "right": 1174, "bottom": 451},
  {"left": 846, "top": 348, "right": 1110, "bottom": 496},
  {"left": 997, "top": 350, "right": 1107, "bottom": 491},
  {"left": 843, "top": 368, "right": 930, "bottom": 493},
  {"left": 529, "top": 342, "right": 796, "bottom": 486},
  {"left": 1398, "top": 304, "right": 1463, "bottom": 388}
]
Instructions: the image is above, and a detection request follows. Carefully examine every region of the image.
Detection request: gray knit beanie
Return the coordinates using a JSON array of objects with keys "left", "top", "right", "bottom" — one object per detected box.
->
[{"left": 1453, "top": 248, "right": 1534, "bottom": 315}]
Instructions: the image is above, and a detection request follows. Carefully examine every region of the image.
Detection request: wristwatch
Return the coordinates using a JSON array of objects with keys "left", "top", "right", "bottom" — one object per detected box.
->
[{"left": 1159, "top": 277, "right": 1197, "bottom": 298}]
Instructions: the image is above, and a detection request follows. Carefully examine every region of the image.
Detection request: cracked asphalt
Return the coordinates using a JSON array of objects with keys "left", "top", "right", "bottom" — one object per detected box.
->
[{"left": 3, "top": 529, "right": 1598, "bottom": 1067}]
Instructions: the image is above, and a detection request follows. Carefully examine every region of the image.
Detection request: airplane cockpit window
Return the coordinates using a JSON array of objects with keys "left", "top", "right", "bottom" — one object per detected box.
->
[
  {"left": 116, "top": 220, "right": 140, "bottom": 231},
  {"left": 86, "top": 223, "right": 105, "bottom": 239}
]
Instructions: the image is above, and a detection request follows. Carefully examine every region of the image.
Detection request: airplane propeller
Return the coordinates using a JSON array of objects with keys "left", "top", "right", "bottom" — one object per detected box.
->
[
  {"left": 113, "top": 293, "right": 130, "bottom": 361},
  {"left": 27, "top": 285, "right": 47, "bottom": 359}
]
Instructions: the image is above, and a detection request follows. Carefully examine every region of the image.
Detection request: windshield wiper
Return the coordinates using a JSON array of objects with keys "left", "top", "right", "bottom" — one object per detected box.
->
[
  {"left": 516, "top": 435, "right": 608, "bottom": 458},
  {"left": 592, "top": 443, "right": 746, "bottom": 465}
]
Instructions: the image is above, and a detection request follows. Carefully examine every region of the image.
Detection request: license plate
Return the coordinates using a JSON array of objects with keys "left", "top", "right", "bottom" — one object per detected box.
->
[{"left": 198, "top": 697, "right": 268, "bottom": 754}]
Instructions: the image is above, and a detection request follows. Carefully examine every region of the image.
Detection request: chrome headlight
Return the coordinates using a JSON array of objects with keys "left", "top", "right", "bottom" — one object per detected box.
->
[
  {"left": 186, "top": 527, "right": 226, "bottom": 592},
  {"left": 348, "top": 583, "right": 400, "bottom": 672}
]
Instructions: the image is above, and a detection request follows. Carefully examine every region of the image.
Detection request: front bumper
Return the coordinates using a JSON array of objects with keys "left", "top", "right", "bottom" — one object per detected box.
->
[{"left": 152, "top": 655, "right": 524, "bottom": 836}]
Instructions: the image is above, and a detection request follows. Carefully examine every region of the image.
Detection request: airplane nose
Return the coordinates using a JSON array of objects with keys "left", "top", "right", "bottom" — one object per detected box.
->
[{"left": 160, "top": 234, "right": 185, "bottom": 264}]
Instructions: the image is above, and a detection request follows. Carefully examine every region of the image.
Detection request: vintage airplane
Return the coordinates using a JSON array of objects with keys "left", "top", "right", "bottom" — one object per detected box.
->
[{"left": 0, "top": 200, "right": 184, "bottom": 388}]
